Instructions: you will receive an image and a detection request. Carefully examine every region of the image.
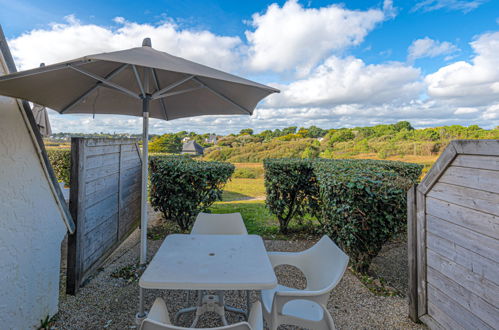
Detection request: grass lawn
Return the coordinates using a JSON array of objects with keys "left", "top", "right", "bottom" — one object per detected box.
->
[
  {"left": 222, "top": 162, "right": 266, "bottom": 201},
  {"left": 209, "top": 200, "right": 319, "bottom": 240},
  {"left": 222, "top": 178, "right": 265, "bottom": 201}
]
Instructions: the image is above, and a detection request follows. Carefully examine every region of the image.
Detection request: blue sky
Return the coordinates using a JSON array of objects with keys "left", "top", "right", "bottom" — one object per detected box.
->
[{"left": 1, "top": 0, "right": 499, "bottom": 134}]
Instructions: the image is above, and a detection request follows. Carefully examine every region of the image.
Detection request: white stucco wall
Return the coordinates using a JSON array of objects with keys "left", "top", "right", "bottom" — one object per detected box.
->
[{"left": 0, "top": 68, "right": 67, "bottom": 327}]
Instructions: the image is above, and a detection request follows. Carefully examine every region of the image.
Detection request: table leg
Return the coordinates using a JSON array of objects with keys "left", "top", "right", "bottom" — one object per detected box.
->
[
  {"left": 246, "top": 290, "right": 250, "bottom": 318},
  {"left": 175, "top": 290, "right": 202, "bottom": 325},
  {"left": 135, "top": 287, "right": 147, "bottom": 325}
]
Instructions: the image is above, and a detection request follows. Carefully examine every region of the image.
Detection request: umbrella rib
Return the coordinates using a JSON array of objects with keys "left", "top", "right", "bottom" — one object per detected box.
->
[
  {"left": 151, "top": 75, "right": 194, "bottom": 99},
  {"left": 151, "top": 68, "right": 168, "bottom": 120},
  {"left": 193, "top": 77, "right": 252, "bottom": 115},
  {"left": 132, "top": 65, "right": 145, "bottom": 97},
  {"left": 68, "top": 64, "right": 140, "bottom": 100},
  {"left": 61, "top": 63, "right": 129, "bottom": 113},
  {"left": 155, "top": 86, "right": 204, "bottom": 99},
  {"left": 0, "top": 59, "right": 90, "bottom": 81}
]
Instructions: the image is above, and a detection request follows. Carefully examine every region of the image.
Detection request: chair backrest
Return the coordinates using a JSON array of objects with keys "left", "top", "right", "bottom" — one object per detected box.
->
[
  {"left": 141, "top": 319, "right": 252, "bottom": 330},
  {"left": 300, "top": 235, "right": 349, "bottom": 293},
  {"left": 191, "top": 212, "right": 248, "bottom": 235}
]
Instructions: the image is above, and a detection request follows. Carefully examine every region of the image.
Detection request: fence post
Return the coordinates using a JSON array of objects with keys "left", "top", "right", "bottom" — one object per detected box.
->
[
  {"left": 407, "top": 184, "right": 418, "bottom": 321},
  {"left": 66, "top": 137, "right": 85, "bottom": 295}
]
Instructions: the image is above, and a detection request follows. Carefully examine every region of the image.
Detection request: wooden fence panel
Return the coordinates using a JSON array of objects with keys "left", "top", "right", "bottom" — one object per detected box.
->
[
  {"left": 408, "top": 140, "right": 499, "bottom": 329},
  {"left": 66, "top": 138, "right": 141, "bottom": 294}
]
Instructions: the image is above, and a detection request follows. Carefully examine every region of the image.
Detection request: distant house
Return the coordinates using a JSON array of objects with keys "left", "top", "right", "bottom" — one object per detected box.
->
[
  {"left": 205, "top": 134, "right": 217, "bottom": 144},
  {"left": 182, "top": 140, "right": 204, "bottom": 155},
  {"left": 0, "top": 27, "right": 74, "bottom": 328}
]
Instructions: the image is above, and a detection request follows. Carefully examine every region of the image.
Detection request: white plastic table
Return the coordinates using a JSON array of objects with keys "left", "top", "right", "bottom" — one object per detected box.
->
[{"left": 139, "top": 234, "right": 277, "bottom": 326}]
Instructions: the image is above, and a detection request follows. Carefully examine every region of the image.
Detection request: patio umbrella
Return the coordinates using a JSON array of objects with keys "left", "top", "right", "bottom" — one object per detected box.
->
[
  {"left": 31, "top": 103, "right": 52, "bottom": 137},
  {"left": 0, "top": 37, "right": 278, "bottom": 318},
  {"left": 30, "top": 63, "right": 53, "bottom": 137}
]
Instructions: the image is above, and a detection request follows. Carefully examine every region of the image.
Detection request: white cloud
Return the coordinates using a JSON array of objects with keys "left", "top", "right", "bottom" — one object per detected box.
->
[
  {"left": 454, "top": 107, "right": 478, "bottom": 114},
  {"left": 265, "top": 56, "right": 423, "bottom": 107},
  {"left": 412, "top": 0, "right": 488, "bottom": 13},
  {"left": 482, "top": 104, "right": 499, "bottom": 119},
  {"left": 6, "top": 8, "right": 499, "bottom": 134},
  {"left": 9, "top": 15, "right": 242, "bottom": 71},
  {"left": 244, "top": 0, "right": 389, "bottom": 76},
  {"left": 408, "top": 37, "right": 459, "bottom": 61},
  {"left": 425, "top": 31, "right": 499, "bottom": 106}
]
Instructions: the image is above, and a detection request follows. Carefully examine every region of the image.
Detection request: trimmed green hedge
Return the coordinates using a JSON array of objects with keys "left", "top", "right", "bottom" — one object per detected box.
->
[
  {"left": 263, "top": 159, "right": 319, "bottom": 233},
  {"left": 314, "top": 161, "right": 415, "bottom": 272},
  {"left": 263, "top": 158, "right": 423, "bottom": 272},
  {"left": 47, "top": 149, "right": 71, "bottom": 185},
  {"left": 149, "top": 156, "right": 234, "bottom": 230}
]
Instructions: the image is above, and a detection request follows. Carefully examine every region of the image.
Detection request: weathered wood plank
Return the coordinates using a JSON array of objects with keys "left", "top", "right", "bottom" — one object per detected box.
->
[
  {"left": 121, "top": 149, "right": 140, "bottom": 158},
  {"left": 407, "top": 184, "right": 418, "bottom": 322},
  {"left": 121, "top": 157, "right": 141, "bottom": 170},
  {"left": 418, "top": 143, "right": 457, "bottom": 194},
  {"left": 427, "top": 215, "right": 499, "bottom": 264},
  {"left": 122, "top": 189, "right": 141, "bottom": 206},
  {"left": 427, "top": 232, "right": 499, "bottom": 286},
  {"left": 416, "top": 189, "right": 427, "bottom": 317},
  {"left": 119, "top": 205, "right": 140, "bottom": 238},
  {"left": 453, "top": 154, "right": 499, "bottom": 171},
  {"left": 440, "top": 166, "right": 499, "bottom": 194},
  {"left": 451, "top": 139, "right": 499, "bottom": 156},
  {"left": 85, "top": 138, "right": 138, "bottom": 147},
  {"left": 426, "top": 197, "right": 499, "bottom": 239},
  {"left": 86, "top": 152, "right": 120, "bottom": 170},
  {"left": 85, "top": 172, "right": 119, "bottom": 196},
  {"left": 84, "top": 192, "right": 119, "bottom": 232},
  {"left": 120, "top": 169, "right": 141, "bottom": 188},
  {"left": 428, "top": 284, "right": 492, "bottom": 330},
  {"left": 426, "top": 302, "right": 463, "bottom": 330},
  {"left": 86, "top": 183, "right": 119, "bottom": 208},
  {"left": 85, "top": 144, "right": 120, "bottom": 156},
  {"left": 83, "top": 212, "right": 118, "bottom": 270},
  {"left": 427, "top": 283, "right": 494, "bottom": 330},
  {"left": 427, "top": 249, "right": 499, "bottom": 307},
  {"left": 427, "top": 182, "right": 499, "bottom": 216},
  {"left": 85, "top": 162, "right": 120, "bottom": 183},
  {"left": 428, "top": 266, "right": 499, "bottom": 328}
]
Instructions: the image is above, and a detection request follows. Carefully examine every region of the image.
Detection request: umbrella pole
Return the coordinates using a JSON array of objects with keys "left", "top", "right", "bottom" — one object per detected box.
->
[
  {"left": 140, "top": 96, "right": 149, "bottom": 265},
  {"left": 137, "top": 96, "right": 150, "bottom": 321}
]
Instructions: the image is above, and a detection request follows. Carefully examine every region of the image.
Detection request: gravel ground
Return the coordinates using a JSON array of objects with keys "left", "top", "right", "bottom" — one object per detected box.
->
[
  {"left": 369, "top": 234, "right": 409, "bottom": 295},
  {"left": 54, "top": 210, "right": 424, "bottom": 329}
]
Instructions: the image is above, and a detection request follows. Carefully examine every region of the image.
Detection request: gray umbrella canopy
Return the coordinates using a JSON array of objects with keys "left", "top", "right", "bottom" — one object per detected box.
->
[
  {"left": 0, "top": 39, "right": 278, "bottom": 318},
  {"left": 0, "top": 39, "right": 278, "bottom": 119}
]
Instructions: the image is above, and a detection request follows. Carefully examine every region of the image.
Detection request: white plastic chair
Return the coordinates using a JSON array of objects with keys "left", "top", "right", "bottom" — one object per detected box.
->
[
  {"left": 261, "top": 235, "right": 349, "bottom": 330},
  {"left": 191, "top": 212, "right": 248, "bottom": 235},
  {"left": 140, "top": 298, "right": 263, "bottom": 330}
]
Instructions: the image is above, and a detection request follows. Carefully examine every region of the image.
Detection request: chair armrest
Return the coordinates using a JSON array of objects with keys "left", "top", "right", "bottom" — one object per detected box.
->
[
  {"left": 275, "top": 289, "right": 319, "bottom": 297},
  {"left": 248, "top": 301, "right": 263, "bottom": 330},
  {"left": 147, "top": 297, "right": 171, "bottom": 325},
  {"left": 267, "top": 251, "right": 307, "bottom": 270}
]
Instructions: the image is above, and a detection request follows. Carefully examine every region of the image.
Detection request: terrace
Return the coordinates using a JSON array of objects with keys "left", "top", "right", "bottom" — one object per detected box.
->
[{"left": 0, "top": 19, "right": 497, "bottom": 330}]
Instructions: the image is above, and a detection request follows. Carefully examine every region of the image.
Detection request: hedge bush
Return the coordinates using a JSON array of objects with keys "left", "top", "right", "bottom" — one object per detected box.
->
[
  {"left": 263, "top": 158, "right": 423, "bottom": 272},
  {"left": 47, "top": 149, "right": 71, "bottom": 185},
  {"left": 263, "top": 159, "right": 319, "bottom": 233},
  {"left": 314, "top": 161, "right": 415, "bottom": 272},
  {"left": 149, "top": 156, "right": 234, "bottom": 230}
]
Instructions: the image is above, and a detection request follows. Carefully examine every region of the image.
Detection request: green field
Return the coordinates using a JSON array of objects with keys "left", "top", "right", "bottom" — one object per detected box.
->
[{"left": 209, "top": 200, "right": 318, "bottom": 240}]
